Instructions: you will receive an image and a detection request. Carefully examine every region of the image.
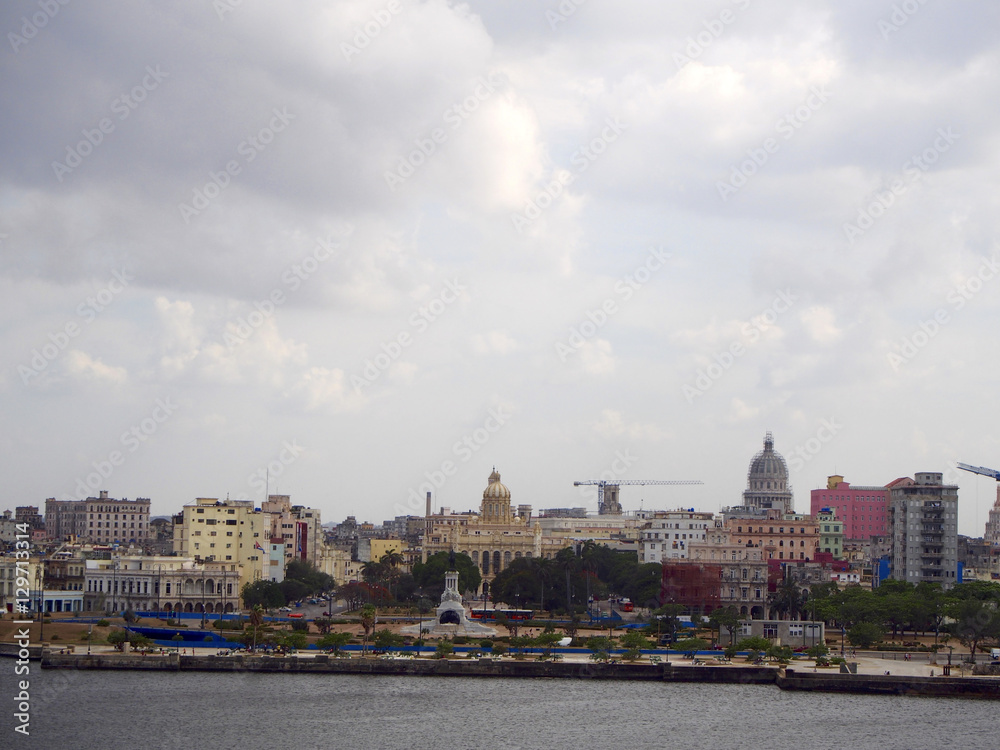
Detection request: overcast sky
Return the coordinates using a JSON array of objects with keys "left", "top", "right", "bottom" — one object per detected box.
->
[{"left": 3, "top": 1, "right": 999, "bottom": 537}]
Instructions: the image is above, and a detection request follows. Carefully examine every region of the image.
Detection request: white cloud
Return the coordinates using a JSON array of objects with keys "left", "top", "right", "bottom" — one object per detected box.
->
[{"left": 64, "top": 351, "right": 128, "bottom": 385}]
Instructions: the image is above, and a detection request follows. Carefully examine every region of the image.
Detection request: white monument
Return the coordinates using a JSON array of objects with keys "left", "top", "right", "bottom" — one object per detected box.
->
[{"left": 401, "top": 570, "right": 496, "bottom": 638}]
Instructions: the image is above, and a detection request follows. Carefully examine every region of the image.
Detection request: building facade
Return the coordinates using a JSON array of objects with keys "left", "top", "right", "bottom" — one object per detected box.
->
[
  {"left": 260, "top": 495, "right": 322, "bottom": 567},
  {"left": 83, "top": 555, "right": 241, "bottom": 614},
  {"left": 722, "top": 508, "right": 820, "bottom": 562},
  {"left": 888, "top": 473, "right": 959, "bottom": 587},
  {"left": 422, "top": 469, "right": 566, "bottom": 594},
  {"left": 172, "top": 497, "right": 268, "bottom": 593},
  {"left": 816, "top": 507, "right": 844, "bottom": 559},
  {"left": 639, "top": 510, "right": 714, "bottom": 563},
  {"left": 810, "top": 476, "right": 888, "bottom": 540},
  {"left": 44, "top": 492, "right": 151, "bottom": 545},
  {"left": 985, "top": 487, "right": 1000, "bottom": 547}
]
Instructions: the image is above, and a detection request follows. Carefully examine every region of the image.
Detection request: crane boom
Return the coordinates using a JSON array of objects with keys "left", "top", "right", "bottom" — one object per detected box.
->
[
  {"left": 957, "top": 463, "right": 1000, "bottom": 481},
  {"left": 573, "top": 479, "right": 703, "bottom": 515}
]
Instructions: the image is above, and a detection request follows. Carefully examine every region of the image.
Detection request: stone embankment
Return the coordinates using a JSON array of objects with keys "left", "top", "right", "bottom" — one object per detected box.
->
[
  {"left": 40, "top": 651, "right": 775, "bottom": 683},
  {"left": 36, "top": 652, "right": 1000, "bottom": 697}
]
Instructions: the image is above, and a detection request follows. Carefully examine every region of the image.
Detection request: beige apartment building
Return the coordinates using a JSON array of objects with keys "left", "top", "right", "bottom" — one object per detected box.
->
[{"left": 172, "top": 497, "right": 268, "bottom": 593}]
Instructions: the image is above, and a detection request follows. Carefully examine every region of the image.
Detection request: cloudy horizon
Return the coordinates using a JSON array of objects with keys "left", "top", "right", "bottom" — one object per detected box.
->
[{"left": 3, "top": 1, "right": 999, "bottom": 537}]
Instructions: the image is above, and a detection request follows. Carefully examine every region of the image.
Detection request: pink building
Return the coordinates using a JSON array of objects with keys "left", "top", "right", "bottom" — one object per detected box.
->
[{"left": 810, "top": 475, "right": 889, "bottom": 540}]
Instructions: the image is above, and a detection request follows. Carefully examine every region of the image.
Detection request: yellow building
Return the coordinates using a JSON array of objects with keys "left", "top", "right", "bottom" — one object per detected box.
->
[
  {"left": 318, "top": 547, "right": 359, "bottom": 586},
  {"left": 172, "top": 497, "right": 268, "bottom": 596},
  {"left": 369, "top": 539, "right": 403, "bottom": 564}
]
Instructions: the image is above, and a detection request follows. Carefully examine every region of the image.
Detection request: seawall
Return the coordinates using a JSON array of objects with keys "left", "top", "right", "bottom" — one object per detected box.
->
[
  {"left": 777, "top": 667, "right": 1000, "bottom": 699},
  {"left": 39, "top": 652, "right": 774, "bottom": 683},
  {"left": 37, "top": 652, "right": 1000, "bottom": 698}
]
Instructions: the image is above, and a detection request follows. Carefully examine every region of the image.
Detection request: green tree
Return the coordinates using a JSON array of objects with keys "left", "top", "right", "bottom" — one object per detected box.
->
[
  {"left": 620, "top": 630, "right": 651, "bottom": 661},
  {"left": 674, "top": 637, "right": 711, "bottom": 654},
  {"left": 491, "top": 641, "right": 508, "bottom": 657},
  {"left": 534, "top": 631, "right": 564, "bottom": 659},
  {"left": 768, "top": 578, "right": 805, "bottom": 621},
  {"left": 279, "top": 578, "right": 311, "bottom": 605},
  {"left": 318, "top": 631, "right": 351, "bottom": 656},
  {"left": 652, "top": 603, "right": 685, "bottom": 644},
  {"left": 509, "top": 635, "right": 532, "bottom": 658},
  {"left": 946, "top": 598, "right": 1000, "bottom": 659},
  {"left": 847, "top": 621, "right": 885, "bottom": 649},
  {"left": 359, "top": 604, "right": 377, "bottom": 655},
  {"left": 435, "top": 639, "right": 454, "bottom": 659},
  {"left": 766, "top": 644, "right": 793, "bottom": 663},
  {"left": 586, "top": 636, "right": 613, "bottom": 662},
  {"left": 807, "top": 642, "right": 829, "bottom": 659},
  {"left": 106, "top": 629, "right": 130, "bottom": 651},
  {"left": 241, "top": 580, "right": 285, "bottom": 610},
  {"left": 247, "top": 604, "right": 265, "bottom": 652},
  {"left": 373, "top": 628, "right": 402, "bottom": 652},
  {"left": 284, "top": 560, "right": 335, "bottom": 596},
  {"left": 736, "top": 636, "right": 772, "bottom": 652},
  {"left": 708, "top": 606, "right": 740, "bottom": 646}
]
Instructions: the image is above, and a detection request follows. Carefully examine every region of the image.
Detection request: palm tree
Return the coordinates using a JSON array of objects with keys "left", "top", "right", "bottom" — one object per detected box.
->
[
  {"left": 769, "top": 578, "right": 805, "bottom": 621},
  {"left": 359, "top": 603, "right": 377, "bottom": 656},
  {"left": 379, "top": 551, "right": 405, "bottom": 600},
  {"left": 248, "top": 604, "right": 264, "bottom": 652},
  {"left": 533, "top": 557, "right": 554, "bottom": 614}
]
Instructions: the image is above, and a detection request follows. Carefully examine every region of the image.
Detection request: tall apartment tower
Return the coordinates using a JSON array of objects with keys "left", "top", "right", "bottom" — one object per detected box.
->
[{"left": 888, "top": 472, "right": 959, "bottom": 588}]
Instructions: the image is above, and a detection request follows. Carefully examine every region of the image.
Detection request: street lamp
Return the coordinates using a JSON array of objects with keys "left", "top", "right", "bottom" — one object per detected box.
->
[{"left": 36, "top": 564, "right": 44, "bottom": 644}]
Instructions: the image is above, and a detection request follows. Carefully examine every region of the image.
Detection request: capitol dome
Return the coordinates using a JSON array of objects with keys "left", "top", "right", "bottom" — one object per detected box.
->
[
  {"left": 742, "top": 432, "right": 794, "bottom": 513},
  {"left": 483, "top": 468, "right": 511, "bottom": 500}
]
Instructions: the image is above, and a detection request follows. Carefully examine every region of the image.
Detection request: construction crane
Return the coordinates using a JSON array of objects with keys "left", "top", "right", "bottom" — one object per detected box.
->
[
  {"left": 957, "top": 463, "right": 1000, "bottom": 481},
  {"left": 573, "top": 479, "right": 703, "bottom": 515}
]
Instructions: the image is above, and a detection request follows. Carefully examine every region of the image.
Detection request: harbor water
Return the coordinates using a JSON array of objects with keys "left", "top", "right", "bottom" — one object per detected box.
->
[{"left": 5, "top": 670, "right": 996, "bottom": 749}]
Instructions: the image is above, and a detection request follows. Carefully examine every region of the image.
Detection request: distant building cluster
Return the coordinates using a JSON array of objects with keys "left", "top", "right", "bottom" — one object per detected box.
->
[{"left": 3, "top": 431, "right": 996, "bottom": 618}]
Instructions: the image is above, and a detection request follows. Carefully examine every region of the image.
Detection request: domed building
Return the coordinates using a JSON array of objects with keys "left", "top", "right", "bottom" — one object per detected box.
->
[
  {"left": 742, "top": 432, "right": 795, "bottom": 514},
  {"left": 421, "top": 468, "right": 566, "bottom": 596}
]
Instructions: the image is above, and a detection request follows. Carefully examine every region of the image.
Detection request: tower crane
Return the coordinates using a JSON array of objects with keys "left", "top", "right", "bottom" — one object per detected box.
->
[
  {"left": 573, "top": 479, "right": 703, "bottom": 515},
  {"left": 957, "top": 463, "right": 1000, "bottom": 481}
]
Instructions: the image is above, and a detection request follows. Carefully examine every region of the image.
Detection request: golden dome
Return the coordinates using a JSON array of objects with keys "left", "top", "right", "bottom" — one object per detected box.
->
[{"left": 483, "top": 468, "right": 511, "bottom": 500}]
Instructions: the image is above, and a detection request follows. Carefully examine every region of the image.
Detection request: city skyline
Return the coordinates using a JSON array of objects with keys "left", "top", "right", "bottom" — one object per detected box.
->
[{"left": 3, "top": 2, "right": 999, "bottom": 537}]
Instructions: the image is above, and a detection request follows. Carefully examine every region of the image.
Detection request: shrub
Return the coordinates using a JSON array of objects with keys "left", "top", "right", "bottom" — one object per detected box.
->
[
  {"left": 97, "top": 619, "right": 110, "bottom": 627},
  {"left": 435, "top": 640, "right": 454, "bottom": 659},
  {"left": 807, "top": 643, "right": 829, "bottom": 659},
  {"left": 491, "top": 642, "right": 508, "bottom": 657},
  {"left": 623, "top": 647, "right": 642, "bottom": 662},
  {"left": 290, "top": 619, "right": 309, "bottom": 632},
  {"left": 51, "top": 634, "right": 60, "bottom": 641},
  {"left": 674, "top": 637, "right": 711, "bottom": 653},
  {"left": 767, "top": 644, "right": 793, "bottom": 663},
  {"left": 480, "top": 639, "right": 493, "bottom": 650},
  {"left": 735, "top": 636, "right": 771, "bottom": 652}
]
